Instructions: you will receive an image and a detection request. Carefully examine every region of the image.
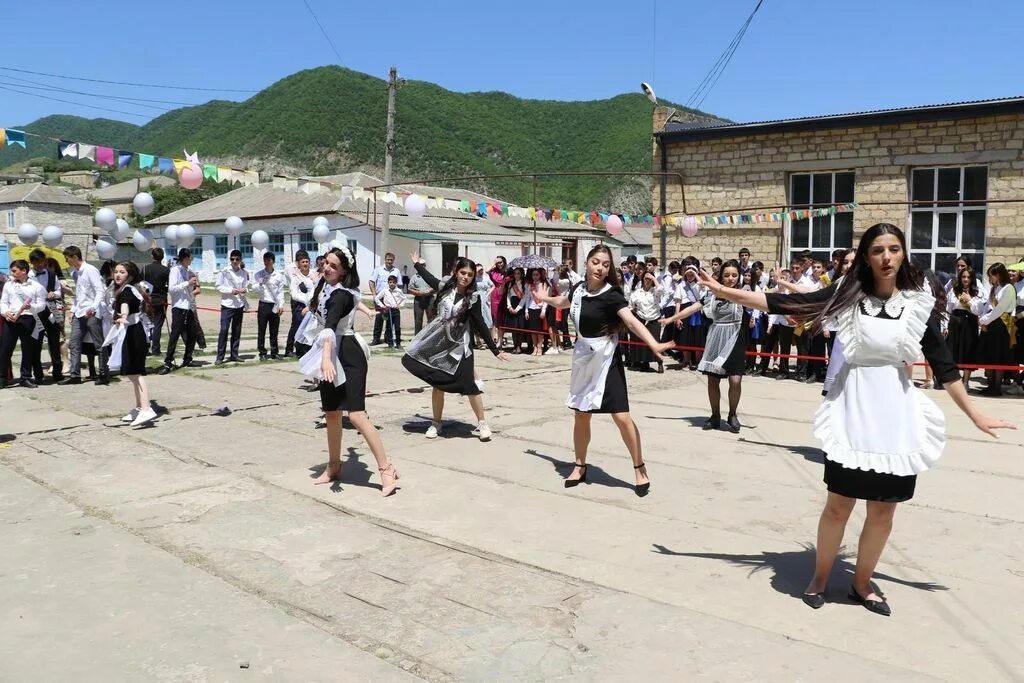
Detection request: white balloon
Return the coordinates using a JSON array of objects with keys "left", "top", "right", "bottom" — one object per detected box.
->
[
  {"left": 95, "top": 207, "right": 117, "bottom": 229},
  {"left": 312, "top": 223, "right": 331, "bottom": 244},
  {"left": 132, "top": 229, "right": 153, "bottom": 252},
  {"left": 95, "top": 236, "right": 117, "bottom": 260},
  {"left": 313, "top": 215, "right": 330, "bottom": 227},
  {"left": 42, "top": 225, "right": 63, "bottom": 248},
  {"left": 404, "top": 193, "right": 426, "bottom": 218},
  {"left": 250, "top": 230, "right": 269, "bottom": 250},
  {"left": 112, "top": 218, "right": 132, "bottom": 240},
  {"left": 177, "top": 224, "right": 195, "bottom": 247},
  {"left": 17, "top": 223, "right": 38, "bottom": 245},
  {"left": 225, "top": 215, "right": 244, "bottom": 236},
  {"left": 132, "top": 192, "right": 155, "bottom": 216},
  {"left": 164, "top": 225, "right": 179, "bottom": 246}
]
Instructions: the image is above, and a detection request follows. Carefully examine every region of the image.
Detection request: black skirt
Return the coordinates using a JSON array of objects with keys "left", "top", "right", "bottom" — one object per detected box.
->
[
  {"left": 977, "top": 316, "right": 1015, "bottom": 367},
  {"left": 574, "top": 351, "right": 629, "bottom": 414},
  {"left": 524, "top": 309, "right": 545, "bottom": 332},
  {"left": 506, "top": 296, "right": 525, "bottom": 333},
  {"left": 678, "top": 310, "right": 707, "bottom": 350},
  {"left": 823, "top": 456, "right": 916, "bottom": 502},
  {"left": 628, "top": 318, "right": 661, "bottom": 365},
  {"left": 945, "top": 310, "right": 978, "bottom": 365},
  {"left": 319, "top": 337, "right": 368, "bottom": 412},
  {"left": 119, "top": 323, "right": 149, "bottom": 376},
  {"left": 402, "top": 351, "right": 481, "bottom": 395}
]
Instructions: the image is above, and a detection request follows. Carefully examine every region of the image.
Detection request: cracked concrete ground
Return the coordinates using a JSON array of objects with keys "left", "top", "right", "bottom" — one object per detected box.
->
[{"left": 1, "top": 299, "right": 1022, "bottom": 681}]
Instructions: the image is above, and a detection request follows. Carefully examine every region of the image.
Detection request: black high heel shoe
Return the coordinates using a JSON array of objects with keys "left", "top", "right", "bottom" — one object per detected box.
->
[
  {"left": 564, "top": 464, "right": 588, "bottom": 488},
  {"left": 634, "top": 462, "right": 650, "bottom": 497}
]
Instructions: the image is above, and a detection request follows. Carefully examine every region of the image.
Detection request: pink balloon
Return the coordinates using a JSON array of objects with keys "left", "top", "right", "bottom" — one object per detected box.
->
[
  {"left": 179, "top": 164, "right": 203, "bottom": 190},
  {"left": 681, "top": 216, "right": 699, "bottom": 238},
  {"left": 605, "top": 214, "right": 624, "bottom": 236}
]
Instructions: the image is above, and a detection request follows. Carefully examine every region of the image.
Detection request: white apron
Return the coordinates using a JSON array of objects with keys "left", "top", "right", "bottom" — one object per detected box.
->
[
  {"left": 297, "top": 287, "right": 369, "bottom": 387},
  {"left": 815, "top": 290, "right": 944, "bottom": 476},
  {"left": 565, "top": 283, "right": 617, "bottom": 411}
]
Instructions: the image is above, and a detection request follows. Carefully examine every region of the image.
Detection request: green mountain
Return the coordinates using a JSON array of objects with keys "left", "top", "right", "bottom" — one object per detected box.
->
[{"left": 1, "top": 66, "right": 719, "bottom": 210}]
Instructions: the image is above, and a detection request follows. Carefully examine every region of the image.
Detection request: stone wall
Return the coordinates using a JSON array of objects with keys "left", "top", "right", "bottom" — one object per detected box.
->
[
  {"left": 654, "top": 112, "right": 1024, "bottom": 266},
  {"left": 0, "top": 204, "right": 93, "bottom": 255}
]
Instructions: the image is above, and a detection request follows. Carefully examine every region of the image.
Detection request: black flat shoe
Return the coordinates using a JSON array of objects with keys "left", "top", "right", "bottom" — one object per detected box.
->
[
  {"left": 727, "top": 414, "right": 741, "bottom": 433},
  {"left": 802, "top": 592, "right": 825, "bottom": 609},
  {"left": 702, "top": 416, "right": 720, "bottom": 431},
  {"left": 848, "top": 586, "right": 891, "bottom": 617},
  {"left": 57, "top": 377, "right": 81, "bottom": 385},
  {"left": 564, "top": 464, "right": 588, "bottom": 488},
  {"left": 634, "top": 462, "right": 650, "bottom": 497}
]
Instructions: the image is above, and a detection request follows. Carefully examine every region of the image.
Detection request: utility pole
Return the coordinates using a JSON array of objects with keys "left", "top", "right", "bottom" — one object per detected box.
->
[{"left": 381, "top": 65, "right": 397, "bottom": 257}]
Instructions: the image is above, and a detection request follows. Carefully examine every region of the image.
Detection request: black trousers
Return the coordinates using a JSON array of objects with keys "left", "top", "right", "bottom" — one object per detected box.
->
[
  {"left": 413, "top": 297, "right": 433, "bottom": 335},
  {"left": 257, "top": 302, "right": 280, "bottom": 356},
  {"left": 285, "top": 300, "right": 305, "bottom": 354},
  {"left": 381, "top": 308, "right": 401, "bottom": 345},
  {"left": 150, "top": 301, "right": 167, "bottom": 354},
  {"left": 808, "top": 332, "right": 827, "bottom": 380},
  {"left": 217, "top": 306, "right": 245, "bottom": 361},
  {"left": 164, "top": 308, "right": 197, "bottom": 367},
  {"left": 795, "top": 330, "right": 811, "bottom": 378},
  {"left": 759, "top": 325, "right": 794, "bottom": 374},
  {"left": 0, "top": 315, "right": 40, "bottom": 381},
  {"left": 23, "top": 310, "right": 62, "bottom": 379}
]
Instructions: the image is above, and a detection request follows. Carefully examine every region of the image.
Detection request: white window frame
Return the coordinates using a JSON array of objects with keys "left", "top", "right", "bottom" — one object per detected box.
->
[
  {"left": 787, "top": 171, "right": 855, "bottom": 264},
  {"left": 5, "top": 210, "right": 14, "bottom": 229},
  {"left": 908, "top": 166, "right": 987, "bottom": 275}
]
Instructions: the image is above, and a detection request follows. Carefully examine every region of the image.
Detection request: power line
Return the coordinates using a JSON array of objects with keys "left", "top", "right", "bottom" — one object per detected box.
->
[
  {"left": 685, "top": 0, "right": 764, "bottom": 110},
  {"left": 302, "top": 0, "right": 345, "bottom": 66},
  {"left": 0, "top": 65, "right": 259, "bottom": 93},
  {"left": 0, "top": 78, "right": 177, "bottom": 112},
  {"left": 0, "top": 73, "right": 200, "bottom": 107},
  {"left": 0, "top": 84, "right": 151, "bottom": 119}
]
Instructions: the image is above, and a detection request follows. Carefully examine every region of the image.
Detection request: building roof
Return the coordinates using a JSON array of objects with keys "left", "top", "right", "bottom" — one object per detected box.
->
[
  {"left": 0, "top": 182, "right": 91, "bottom": 207},
  {"left": 87, "top": 175, "right": 176, "bottom": 202},
  {"left": 146, "top": 183, "right": 342, "bottom": 225},
  {"left": 616, "top": 225, "right": 653, "bottom": 247},
  {"left": 656, "top": 96, "right": 1024, "bottom": 142}
]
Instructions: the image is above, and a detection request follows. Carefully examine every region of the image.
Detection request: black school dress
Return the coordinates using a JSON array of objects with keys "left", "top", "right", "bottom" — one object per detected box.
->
[
  {"left": 114, "top": 286, "right": 149, "bottom": 376},
  {"left": 318, "top": 288, "right": 368, "bottom": 413},
  {"left": 402, "top": 263, "right": 502, "bottom": 395},
  {"left": 567, "top": 282, "right": 630, "bottom": 414}
]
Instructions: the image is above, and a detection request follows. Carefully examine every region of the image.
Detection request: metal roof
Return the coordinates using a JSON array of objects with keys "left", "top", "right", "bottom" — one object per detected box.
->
[
  {"left": 87, "top": 176, "right": 176, "bottom": 202},
  {"left": 147, "top": 184, "right": 342, "bottom": 225},
  {"left": 657, "top": 96, "right": 1024, "bottom": 142},
  {"left": 0, "top": 182, "right": 91, "bottom": 207}
]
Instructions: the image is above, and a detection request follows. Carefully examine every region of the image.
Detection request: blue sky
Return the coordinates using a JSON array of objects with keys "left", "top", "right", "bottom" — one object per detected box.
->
[{"left": 2, "top": 0, "right": 1021, "bottom": 127}]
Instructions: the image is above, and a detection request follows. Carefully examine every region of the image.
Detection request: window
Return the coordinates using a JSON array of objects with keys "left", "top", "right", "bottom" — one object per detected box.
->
[
  {"left": 238, "top": 234, "right": 253, "bottom": 270},
  {"left": 298, "top": 230, "right": 317, "bottom": 255},
  {"left": 788, "top": 171, "right": 855, "bottom": 264},
  {"left": 523, "top": 244, "right": 554, "bottom": 258},
  {"left": 347, "top": 240, "right": 358, "bottom": 258},
  {"left": 5, "top": 211, "right": 14, "bottom": 229},
  {"left": 190, "top": 236, "right": 204, "bottom": 264},
  {"left": 268, "top": 233, "right": 285, "bottom": 262},
  {"left": 909, "top": 166, "right": 988, "bottom": 277},
  {"left": 215, "top": 235, "right": 228, "bottom": 268}
]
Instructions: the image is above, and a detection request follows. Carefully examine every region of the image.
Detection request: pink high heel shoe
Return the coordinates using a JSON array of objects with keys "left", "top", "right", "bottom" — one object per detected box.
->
[{"left": 380, "top": 463, "right": 400, "bottom": 497}]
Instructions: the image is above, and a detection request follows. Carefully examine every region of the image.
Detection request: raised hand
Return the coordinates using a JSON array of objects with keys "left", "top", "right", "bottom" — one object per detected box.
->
[
  {"left": 696, "top": 268, "right": 715, "bottom": 289},
  {"left": 410, "top": 252, "right": 421, "bottom": 264},
  {"left": 534, "top": 282, "right": 551, "bottom": 301}
]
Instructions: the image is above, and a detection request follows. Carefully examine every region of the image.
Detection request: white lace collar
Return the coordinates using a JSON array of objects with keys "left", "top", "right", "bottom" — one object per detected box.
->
[{"left": 861, "top": 289, "right": 919, "bottom": 318}]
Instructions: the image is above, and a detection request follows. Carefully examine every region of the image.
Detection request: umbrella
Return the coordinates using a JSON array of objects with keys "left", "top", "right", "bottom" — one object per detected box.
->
[
  {"left": 509, "top": 254, "right": 558, "bottom": 271},
  {"left": 9, "top": 245, "right": 69, "bottom": 270}
]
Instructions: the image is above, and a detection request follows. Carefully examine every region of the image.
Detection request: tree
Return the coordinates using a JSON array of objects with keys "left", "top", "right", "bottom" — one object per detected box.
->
[{"left": 126, "top": 178, "right": 237, "bottom": 227}]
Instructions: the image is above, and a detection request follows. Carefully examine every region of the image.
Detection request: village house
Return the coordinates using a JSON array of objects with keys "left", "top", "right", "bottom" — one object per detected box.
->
[
  {"left": 0, "top": 182, "right": 93, "bottom": 269},
  {"left": 653, "top": 96, "right": 1024, "bottom": 277},
  {"left": 87, "top": 176, "right": 176, "bottom": 215}
]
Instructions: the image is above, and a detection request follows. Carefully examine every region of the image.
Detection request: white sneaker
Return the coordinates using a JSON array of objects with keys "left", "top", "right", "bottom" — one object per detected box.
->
[
  {"left": 425, "top": 422, "right": 441, "bottom": 439},
  {"left": 544, "top": 347, "right": 560, "bottom": 355},
  {"left": 477, "top": 422, "right": 492, "bottom": 442},
  {"left": 121, "top": 408, "right": 139, "bottom": 423},
  {"left": 130, "top": 408, "right": 157, "bottom": 428}
]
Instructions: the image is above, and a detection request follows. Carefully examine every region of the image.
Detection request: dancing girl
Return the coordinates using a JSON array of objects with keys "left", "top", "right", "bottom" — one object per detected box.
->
[
  {"left": 700, "top": 223, "right": 1012, "bottom": 616},
  {"left": 532, "top": 245, "right": 673, "bottom": 496}
]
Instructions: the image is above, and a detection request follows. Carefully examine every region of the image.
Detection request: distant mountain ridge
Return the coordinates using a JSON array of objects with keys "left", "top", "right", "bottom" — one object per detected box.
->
[{"left": 0, "top": 66, "right": 721, "bottom": 209}]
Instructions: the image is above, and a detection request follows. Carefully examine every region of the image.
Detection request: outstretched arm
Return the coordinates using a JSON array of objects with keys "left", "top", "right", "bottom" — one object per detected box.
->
[
  {"left": 531, "top": 282, "right": 570, "bottom": 310},
  {"left": 661, "top": 301, "right": 703, "bottom": 325},
  {"left": 697, "top": 270, "right": 769, "bottom": 311},
  {"left": 617, "top": 307, "right": 674, "bottom": 360}
]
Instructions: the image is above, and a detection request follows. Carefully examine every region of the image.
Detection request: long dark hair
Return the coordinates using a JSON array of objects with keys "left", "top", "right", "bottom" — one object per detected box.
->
[
  {"left": 987, "top": 262, "right": 1010, "bottom": 304},
  {"left": 832, "top": 249, "right": 850, "bottom": 278},
  {"left": 432, "top": 257, "right": 477, "bottom": 321},
  {"left": 328, "top": 247, "right": 360, "bottom": 290},
  {"left": 788, "top": 223, "right": 944, "bottom": 331},
  {"left": 503, "top": 267, "right": 525, "bottom": 302},
  {"left": 716, "top": 259, "right": 741, "bottom": 286},
  {"left": 117, "top": 260, "right": 154, "bottom": 318},
  {"left": 953, "top": 267, "right": 979, "bottom": 298},
  {"left": 585, "top": 245, "right": 622, "bottom": 289}
]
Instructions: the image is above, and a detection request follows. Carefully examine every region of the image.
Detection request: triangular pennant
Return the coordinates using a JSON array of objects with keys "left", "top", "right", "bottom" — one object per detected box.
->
[
  {"left": 202, "top": 164, "right": 218, "bottom": 180},
  {"left": 96, "top": 146, "right": 114, "bottom": 166},
  {"left": 117, "top": 150, "right": 134, "bottom": 168},
  {"left": 79, "top": 144, "right": 96, "bottom": 161},
  {"left": 139, "top": 153, "right": 155, "bottom": 169},
  {"left": 0, "top": 128, "right": 5, "bottom": 150},
  {"left": 4, "top": 128, "right": 26, "bottom": 148},
  {"left": 58, "top": 140, "right": 78, "bottom": 159},
  {"left": 158, "top": 157, "right": 174, "bottom": 174}
]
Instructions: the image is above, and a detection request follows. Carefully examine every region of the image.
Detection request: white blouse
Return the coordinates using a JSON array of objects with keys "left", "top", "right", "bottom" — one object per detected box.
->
[{"left": 979, "top": 283, "right": 1016, "bottom": 325}]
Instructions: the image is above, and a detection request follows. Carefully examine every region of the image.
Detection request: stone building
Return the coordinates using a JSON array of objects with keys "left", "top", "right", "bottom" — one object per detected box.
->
[
  {"left": 0, "top": 183, "right": 93, "bottom": 265},
  {"left": 652, "top": 97, "right": 1024, "bottom": 276}
]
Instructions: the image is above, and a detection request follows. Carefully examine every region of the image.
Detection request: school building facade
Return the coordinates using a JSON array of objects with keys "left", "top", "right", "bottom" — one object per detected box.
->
[{"left": 652, "top": 97, "right": 1024, "bottom": 277}]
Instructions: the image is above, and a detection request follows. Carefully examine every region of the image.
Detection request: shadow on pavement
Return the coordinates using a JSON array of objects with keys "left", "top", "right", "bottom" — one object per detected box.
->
[
  {"left": 737, "top": 437, "right": 824, "bottom": 464},
  {"left": 308, "top": 447, "right": 382, "bottom": 493},
  {"left": 524, "top": 448, "right": 634, "bottom": 490}
]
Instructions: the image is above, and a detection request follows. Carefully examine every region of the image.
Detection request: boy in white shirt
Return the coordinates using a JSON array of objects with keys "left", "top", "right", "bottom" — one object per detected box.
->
[
  {"left": 252, "top": 252, "right": 287, "bottom": 360},
  {"left": 374, "top": 275, "right": 407, "bottom": 348},
  {"left": 215, "top": 249, "right": 249, "bottom": 364}
]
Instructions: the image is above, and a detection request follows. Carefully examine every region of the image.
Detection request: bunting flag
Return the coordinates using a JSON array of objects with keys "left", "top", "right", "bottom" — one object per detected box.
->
[
  {"left": 58, "top": 140, "right": 78, "bottom": 159},
  {"left": 79, "top": 144, "right": 96, "bottom": 161},
  {"left": 139, "top": 153, "right": 155, "bottom": 170},
  {"left": 117, "top": 150, "right": 134, "bottom": 169},
  {"left": 202, "top": 164, "right": 218, "bottom": 180},
  {"left": 3, "top": 128, "right": 26, "bottom": 148},
  {"left": 0, "top": 128, "right": 4, "bottom": 150},
  {"left": 96, "top": 146, "right": 114, "bottom": 166},
  {"left": 217, "top": 166, "right": 232, "bottom": 183},
  {"left": 172, "top": 158, "right": 188, "bottom": 173},
  {"left": 158, "top": 157, "right": 174, "bottom": 174}
]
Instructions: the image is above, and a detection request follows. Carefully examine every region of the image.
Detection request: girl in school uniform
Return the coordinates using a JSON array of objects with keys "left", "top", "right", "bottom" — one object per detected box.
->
[
  {"left": 945, "top": 267, "right": 983, "bottom": 389},
  {"left": 504, "top": 268, "right": 527, "bottom": 354},
  {"left": 674, "top": 262, "right": 705, "bottom": 370},
  {"left": 525, "top": 268, "right": 547, "bottom": 356},
  {"left": 103, "top": 261, "right": 157, "bottom": 428},
  {"left": 531, "top": 245, "right": 674, "bottom": 496},
  {"left": 628, "top": 272, "right": 665, "bottom": 373},
  {"left": 663, "top": 259, "right": 749, "bottom": 433},
  {"left": 976, "top": 262, "right": 1017, "bottom": 396}
]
